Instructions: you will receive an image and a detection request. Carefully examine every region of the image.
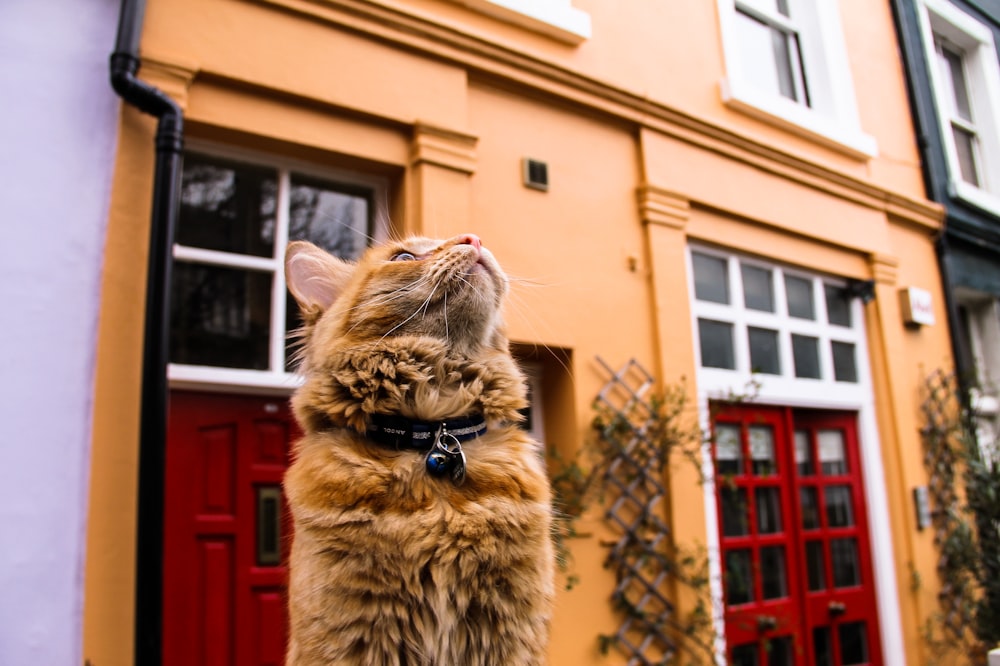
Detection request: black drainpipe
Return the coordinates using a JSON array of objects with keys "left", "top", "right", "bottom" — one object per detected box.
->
[{"left": 110, "top": 0, "right": 183, "bottom": 664}]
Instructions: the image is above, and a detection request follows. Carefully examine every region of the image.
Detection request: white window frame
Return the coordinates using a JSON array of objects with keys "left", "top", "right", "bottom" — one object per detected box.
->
[
  {"left": 685, "top": 245, "right": 905, "bottom": 665},
  {"left": 715, "top": 0, "right": 877, "bottom": 158},
  {"left": 168, "top": 141, "right": 391, "bottom": 393},
  {"left": 917, "top": 0, "right": 1000, "bottom": 216},
  {"left": 450, "top": 0, "right": 591, "bottom": 44},
  {"left": 957, "top": 289, "right": 1000, "bottom": 457},
  {"left": 519, "top": 361, "right": 547, "bottom": 444}
]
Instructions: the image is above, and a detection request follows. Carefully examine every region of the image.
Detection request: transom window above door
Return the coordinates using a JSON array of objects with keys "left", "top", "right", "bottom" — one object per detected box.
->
[
  {"left": 689, "top": 246, "right": 870, "bottom": 405},
  {"left": 168, "top": 148, "right": 389, "bottom": 390}
]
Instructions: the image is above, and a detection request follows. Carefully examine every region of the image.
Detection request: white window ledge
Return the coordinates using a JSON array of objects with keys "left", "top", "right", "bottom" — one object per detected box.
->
[
  {"left": 169, "top": 364, "right": 302, "bottom": 394},
  {"left": 722, "top": 78, "right": 879, "bottom": 160},
  {"left": 952, "top": 180, "right": 1000, "bottom": 217},
  {"left": 454, "top": 0, "right": 591, "bottom": 44}
]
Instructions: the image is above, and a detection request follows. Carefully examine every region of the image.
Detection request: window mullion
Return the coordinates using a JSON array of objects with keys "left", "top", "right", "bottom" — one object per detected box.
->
[
  {"left": 270, "top": 169, "right": 292, "bottom": 374},
  {"left": 730, "top": 256, "right": 752, "bottom": 374},
  {"left": 173, "top": 245, "right": 277, "bottom": 272},
  {"left": 736, "top": 1, "right": 797, "bottom": 33}
]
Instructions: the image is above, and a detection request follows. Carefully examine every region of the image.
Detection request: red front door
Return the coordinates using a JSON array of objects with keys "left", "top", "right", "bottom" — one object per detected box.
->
[
  {"left": 164, "top": 391, "right": 297, "bottom": 666},
  {"left": 713, "top": 405, "right": 882, "bottom": 666}
]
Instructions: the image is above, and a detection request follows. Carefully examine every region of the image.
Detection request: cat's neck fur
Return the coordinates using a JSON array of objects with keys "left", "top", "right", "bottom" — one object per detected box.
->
[{"left": 292, "top": 333, "right": 527, "bottom": 436}]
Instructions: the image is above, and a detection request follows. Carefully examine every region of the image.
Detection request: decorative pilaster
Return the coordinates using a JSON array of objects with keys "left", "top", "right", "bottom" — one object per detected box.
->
[
  {"left": 637, "top": 184, "right": 690, "bottom": 230},
  {"left": 407, "top": 123, "right": 478, "bottom": 236},
  {"left": 870, "top": 252, "right": 900, "bottom": 285},
  {"left": 411, "top": 123, "right": 477, "bottom": 174},
  {"left": 138, "top": 53, "right": 199, "bottom": 111}
]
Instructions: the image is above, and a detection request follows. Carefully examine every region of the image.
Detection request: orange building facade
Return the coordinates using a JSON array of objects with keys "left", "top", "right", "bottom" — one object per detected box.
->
[{"left": 86, "top": 1, "right": 954, "bottom": 664}]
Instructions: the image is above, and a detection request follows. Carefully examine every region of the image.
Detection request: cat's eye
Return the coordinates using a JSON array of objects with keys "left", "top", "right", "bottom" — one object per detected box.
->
[{"left": 391, "top": 252, "right": 417, "bottom": 262}]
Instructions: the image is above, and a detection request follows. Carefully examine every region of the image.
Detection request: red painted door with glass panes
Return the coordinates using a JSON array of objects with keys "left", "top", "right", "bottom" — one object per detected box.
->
[
  {"left": 713, "top": 405, "right": 881, "bottom": 666},
  {"left": 164, "top": 391, "right": 297, "bottom": 666}
]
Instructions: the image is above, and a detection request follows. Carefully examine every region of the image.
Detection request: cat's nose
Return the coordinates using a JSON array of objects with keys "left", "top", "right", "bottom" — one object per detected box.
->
[{"left": 458, "top": 234, "right": 482, "bottom": 252}]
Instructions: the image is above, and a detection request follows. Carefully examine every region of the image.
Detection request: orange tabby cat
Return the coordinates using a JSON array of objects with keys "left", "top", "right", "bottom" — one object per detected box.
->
[{"left": 284, "top": 234, "right": 555, "bottom": 666}]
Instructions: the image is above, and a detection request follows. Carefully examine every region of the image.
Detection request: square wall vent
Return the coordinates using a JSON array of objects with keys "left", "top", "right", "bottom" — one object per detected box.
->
[{"left": 522, "top": 158, "right": 549, "bottom": 191}]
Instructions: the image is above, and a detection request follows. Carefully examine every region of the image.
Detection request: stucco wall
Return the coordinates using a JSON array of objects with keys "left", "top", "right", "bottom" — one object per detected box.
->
[{"left": 0, "top": 1, "right": 120, "bottom": 663}]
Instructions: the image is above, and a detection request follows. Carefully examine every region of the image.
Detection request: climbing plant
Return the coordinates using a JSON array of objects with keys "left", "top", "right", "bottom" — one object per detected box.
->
[
  {"left": 548, "top": 359, "right": 719, "bottom": 665},
  {"left": 920, "top": 369, "right": 1000, "bottom": 663}
]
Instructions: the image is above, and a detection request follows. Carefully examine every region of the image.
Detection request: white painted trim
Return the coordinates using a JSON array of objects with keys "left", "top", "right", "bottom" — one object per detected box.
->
[
  {"left": 169, "top": 364, "right": 302, "bottom": 393},
  {"left": 917, "top": 0, "right": 1000, "bottom": 212},
  {"left": 270, "top": 169, "right": 292, "bottom": 375},
  {"left": 687, "top": 245, "right": 905, "bottom": 665},
  {"left": 519, "top": 361, "right": 547, "bottom": 444},
  {"left": 173, "top": 245, "right": 278, "bottom": 272},
  {"left": 452, "top": 0, "right": 591, "bottom": 44},
  {"left": 715, "top": 0, "right": 878, "bottom": 159},
  {"left": 721, "top": 79, "right": 878, "bottom": 158}
]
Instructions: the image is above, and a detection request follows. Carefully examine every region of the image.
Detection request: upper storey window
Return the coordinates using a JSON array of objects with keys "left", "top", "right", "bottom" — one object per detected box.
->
[
  {"left": 918, "top": 0, "right": 1000, "bottom": 215},
  {"left": 716, "top": 0, "right": 877, "bottom": 158},
  {"left": 454, "top": 0, "right": 591, "bottom": 44}
]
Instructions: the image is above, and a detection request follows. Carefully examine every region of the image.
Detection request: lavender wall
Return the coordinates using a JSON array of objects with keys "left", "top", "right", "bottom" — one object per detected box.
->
[{"left": 0, "top": 1, "right": 120, "bottom": 663}]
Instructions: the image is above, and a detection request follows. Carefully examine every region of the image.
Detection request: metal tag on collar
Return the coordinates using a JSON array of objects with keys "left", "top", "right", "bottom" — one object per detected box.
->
[{"left": 425, "top": 424, "right": 467, "bottom": 486}]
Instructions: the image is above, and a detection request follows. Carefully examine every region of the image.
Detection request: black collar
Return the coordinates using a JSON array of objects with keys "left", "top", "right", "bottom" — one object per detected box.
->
[{"left": 366, "top": 413, "right": 487, "bottom": 451}]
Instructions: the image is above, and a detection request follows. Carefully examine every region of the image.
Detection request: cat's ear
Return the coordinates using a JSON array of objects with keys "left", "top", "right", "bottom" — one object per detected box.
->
[{"left": 285, "top": 241, "right": 354, "bottom": 319}]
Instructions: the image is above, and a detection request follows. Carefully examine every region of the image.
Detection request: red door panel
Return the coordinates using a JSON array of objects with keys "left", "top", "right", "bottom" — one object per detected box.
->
[
  {"left": 165, "top": 391, "right": 297, "bottom": 666},
  {"left": 713, "top": 405, "right": 882, "bottom": 666}
]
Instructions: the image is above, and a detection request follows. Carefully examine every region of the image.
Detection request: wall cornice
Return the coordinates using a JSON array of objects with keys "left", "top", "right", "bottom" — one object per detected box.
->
[{"left": 239, "top": 0, "right": 942, "bottom": 231}]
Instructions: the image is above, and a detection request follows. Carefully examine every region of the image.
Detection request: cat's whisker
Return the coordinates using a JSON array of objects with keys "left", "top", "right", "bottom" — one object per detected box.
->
[
  {"left": 443, "top": 290, "right": 449, "bottom": 344},
  {"left": 378, "top": 282, "right": 440, "bottom": 342},
  {"left": 338, "top": 275, "right": 436, "bottom": 334}
]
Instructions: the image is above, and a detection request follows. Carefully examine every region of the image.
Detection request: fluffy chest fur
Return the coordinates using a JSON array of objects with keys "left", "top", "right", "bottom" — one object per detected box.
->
[{"left": 283, "top": 235, "right": 555, "bottom": 666}]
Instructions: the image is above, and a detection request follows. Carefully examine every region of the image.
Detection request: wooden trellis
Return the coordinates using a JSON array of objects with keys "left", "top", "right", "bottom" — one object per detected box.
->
[{"left": 595, "top": 357, "right": 676, "bottom": 665}]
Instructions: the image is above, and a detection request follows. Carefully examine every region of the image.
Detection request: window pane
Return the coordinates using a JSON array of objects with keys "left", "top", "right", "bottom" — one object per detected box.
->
[
  {"left": 750, "top": 426, "right": 777, "bottom": 476},
  {"left": 726, "top": 549, "right": 755, "bottom": 605},
  {"left": 767, "top": 636, "right": 793, "bottom": 666},
  {"left": 761, "top": 545, "right": 788, "bottom": 599},
  {"left": 839, "top": 621, "right": 869, "bottom": 665},
  {"left": 755, "top": 487, "right": 783, "bottom": 533},
  {"left": 722, "top": 487, "right": 750, "bottom": 537},
  {"left": 699, "top": 319, "right": 736, "bottom": 369},
  {"left": 813, "top": 627, "right": 832, "bottom": 666},
  {"left": 742, "top": 263, "right": 775, "bottom": 312},
  {"left": 831, "top": 538, "right": 861, "bottom": 587},
  {"left": 818, "top": 429, "right": 848, "bottom": 475},
  {"left": 806, "top": 540, "right": 826, "bottom": 591},
  {"left": 785, "top": 275, "right": 815, "bottom": 319},
  {"left": 938, "top": 41, "right": 973, "bottom": 122},
  {"left": 692, "top": 252, "right": 730, "bottom": 304},
  {"left": 791, "top": 334, "right": 821, "bottom": 379},
  {"left": 170, "top": 263, "right": 272, "bottom": 370},
  {"left": 736, "top": 10, "right": 801, "bottom": 102},
  {"left": 825, "top": 485, "right": 855, "bottom": 527},
  {"left": 716, "top": 424, "right": 744, "bottom": 476},
  {"left": 732, "top": 643, "right": 759, "bottom": 666},
  {"left": 795, "top": 430, "right": 814, "bottom": 476},
  {"left": 177, "top": 154, "right": 277, "bottom": 257},
  {"left": 824, "top": 284, "right": 852, "bottom": 327},
  {"left": 800, "top": 487, "right": 820, "bottom": 529},
  {"left": 952, "top": 124, "right": 981, "bottom": 186},
  {"left": 748, "top": 327, "right": 781, "bottom": 375},
  {"left": 288, "top": 175, "right": 372, "bottom": 260},
  {"left": 831, "top": 341, "right": 858, "bottom": 383}
]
